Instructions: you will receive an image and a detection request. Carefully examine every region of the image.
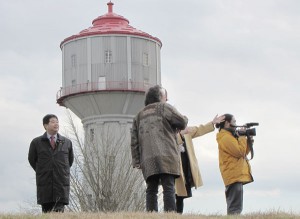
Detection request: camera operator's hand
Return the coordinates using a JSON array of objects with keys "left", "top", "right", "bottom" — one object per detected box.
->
[{"left": 235, "top": 126, "right": 246, "bottom": 137}]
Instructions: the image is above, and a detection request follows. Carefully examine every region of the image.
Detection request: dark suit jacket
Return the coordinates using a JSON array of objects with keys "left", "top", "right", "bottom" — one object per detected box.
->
[{"left": 28, "top": 132, "right": 74, "bottom": 204}]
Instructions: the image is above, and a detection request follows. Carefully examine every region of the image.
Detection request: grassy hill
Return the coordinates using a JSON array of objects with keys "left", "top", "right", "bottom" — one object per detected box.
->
[{"left": 0, "top": 211, "right": 299, "bottom": 219}]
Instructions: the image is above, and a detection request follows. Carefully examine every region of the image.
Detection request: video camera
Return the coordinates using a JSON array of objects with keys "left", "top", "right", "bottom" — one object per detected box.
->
[
  {"left": 233, "top": 122, "right": 259, "bottom": 137},
  {"left": 232, "top": 122, "right": 259, "bottom": 160}
]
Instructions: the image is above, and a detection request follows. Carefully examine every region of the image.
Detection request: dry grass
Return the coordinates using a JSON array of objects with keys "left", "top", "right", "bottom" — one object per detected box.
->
[{"left": 0, "top": 211, "right": 299, "bottom": 219}]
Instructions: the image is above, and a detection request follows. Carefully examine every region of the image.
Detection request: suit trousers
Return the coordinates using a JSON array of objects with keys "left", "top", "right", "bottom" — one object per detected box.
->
[
  {"left": 146, "top": 174, "right": 176, "bottom": 212},
  {"left": 225, "top": 182, "right": 243, "bottom": 215}
]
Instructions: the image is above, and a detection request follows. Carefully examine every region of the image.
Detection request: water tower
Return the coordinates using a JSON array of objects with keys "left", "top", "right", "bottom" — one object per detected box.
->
[
  {"left": 57, "top": 1, "right": 162, "bottom": 132},
  {"left": 56, "top": 1, "right": 162, "bottom": 211}
]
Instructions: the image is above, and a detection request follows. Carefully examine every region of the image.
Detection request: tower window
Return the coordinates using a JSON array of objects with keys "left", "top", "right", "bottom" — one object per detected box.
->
[
  {"left": 105, "top": 50, "right": 112, "bottom": 63},
  {"left": 98, "top": 77, "right": 106, "bottom": 90},
  {"left": 90, "top": 128, "right": 95, "bottom": 142},
  {"left": 72, "top": 79, "right": 76, "bottom": 87},
  {"left": 71, "top": 54, "right": 77, "bottom": 68},
  {"left": 143, "top": 53, "right": 149, "bottom": 66}
]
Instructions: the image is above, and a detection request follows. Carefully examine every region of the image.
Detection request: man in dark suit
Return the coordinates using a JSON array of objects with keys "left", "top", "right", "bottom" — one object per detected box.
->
[{"left": 28, "top": 114, "right": 74, "bottom": 213}]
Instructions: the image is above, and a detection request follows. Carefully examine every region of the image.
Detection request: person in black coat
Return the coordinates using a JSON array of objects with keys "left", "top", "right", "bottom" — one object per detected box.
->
[{"left": 28, "top": 114, "right": 74, "bottom": 213}]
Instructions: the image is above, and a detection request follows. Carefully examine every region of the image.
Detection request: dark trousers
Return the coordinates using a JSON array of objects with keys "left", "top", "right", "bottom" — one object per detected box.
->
[
  {"left": 176, "top": 195, "right": 184, "bottom": 214},
  {"left": 225, "top": 182, "right": 243, "bottom": 215},
  {"left": 42, "top": 202, "right": 65, "bottom": 213},
  {"left": 146, "top": 174, "right": 176, "bottom": 212}
]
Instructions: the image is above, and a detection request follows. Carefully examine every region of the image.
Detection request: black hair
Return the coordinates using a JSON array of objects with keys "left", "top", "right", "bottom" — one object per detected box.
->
[
  {"left": 215, "top": 113, "right": 233, "bottom": 130},
  {"left": 43, "top": 114, "right": 58, "bottom": 125},
  {"left": 144, "top": 85, "right": 164, "bottom": 106}
]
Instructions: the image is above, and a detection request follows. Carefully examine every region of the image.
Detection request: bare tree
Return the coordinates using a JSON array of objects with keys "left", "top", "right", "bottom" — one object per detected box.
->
[{"left": 64, "top": 112, "right": 146, "bottom": 212}]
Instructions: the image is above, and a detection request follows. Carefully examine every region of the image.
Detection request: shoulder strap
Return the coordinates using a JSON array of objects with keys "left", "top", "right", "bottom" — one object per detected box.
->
[{"left": 247, "top": 135, "right": 254, "bottom": 160}]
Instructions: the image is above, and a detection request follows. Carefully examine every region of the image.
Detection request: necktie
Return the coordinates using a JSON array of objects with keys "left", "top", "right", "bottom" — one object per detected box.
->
[{"left": 50, "top": 136, "right": 56, "bottom": 149}]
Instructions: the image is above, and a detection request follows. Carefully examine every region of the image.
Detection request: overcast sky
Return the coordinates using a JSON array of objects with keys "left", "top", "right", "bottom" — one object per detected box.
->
[{"left": 0, "top": 0, "right": 299, "bottom": 215}]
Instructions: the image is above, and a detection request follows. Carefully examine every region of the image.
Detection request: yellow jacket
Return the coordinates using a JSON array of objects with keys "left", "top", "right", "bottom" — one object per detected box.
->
[
  {"left": 175, "top": 122, "right": 215, "bottom": 197},
  {"left": 216, "top": 129, "right": 253, "bottom": 186}
]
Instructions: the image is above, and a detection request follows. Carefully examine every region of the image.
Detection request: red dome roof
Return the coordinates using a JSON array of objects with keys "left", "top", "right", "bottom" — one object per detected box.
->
[{"left": 60, "top": 1, "right": 162, "bottom": 48}]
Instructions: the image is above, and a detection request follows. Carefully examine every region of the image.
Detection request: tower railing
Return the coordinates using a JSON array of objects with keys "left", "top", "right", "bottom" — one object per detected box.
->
[{"left": 56, "top": 81, "right": 152, "bottom": 101}]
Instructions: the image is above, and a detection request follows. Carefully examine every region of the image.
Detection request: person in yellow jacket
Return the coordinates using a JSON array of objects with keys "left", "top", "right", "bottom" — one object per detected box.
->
[
  {"left": 216, "top": 114, "right": 253, "bottom": 215},
  {"left": 175, "top": 114, "right": 225, "bottom": 214}
]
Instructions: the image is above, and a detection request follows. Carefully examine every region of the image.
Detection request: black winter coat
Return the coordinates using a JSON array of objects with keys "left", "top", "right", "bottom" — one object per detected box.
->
[{"left": 28, "top": 132, "right": 74, "bottom": 205}]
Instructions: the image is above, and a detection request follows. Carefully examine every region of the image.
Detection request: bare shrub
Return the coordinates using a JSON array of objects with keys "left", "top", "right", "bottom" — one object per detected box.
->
[{"left": 64, "top": 112, "right": 146, "bottom": 212}]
